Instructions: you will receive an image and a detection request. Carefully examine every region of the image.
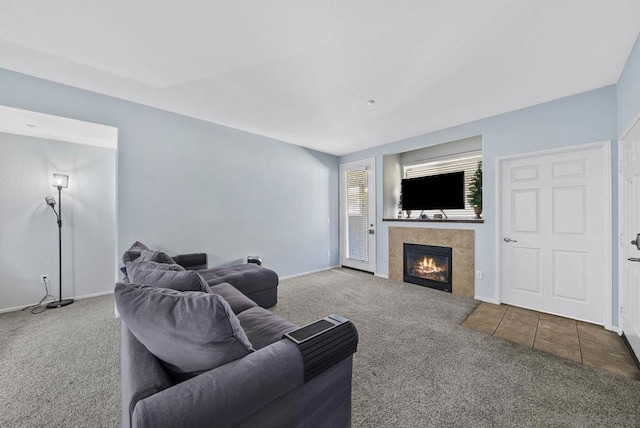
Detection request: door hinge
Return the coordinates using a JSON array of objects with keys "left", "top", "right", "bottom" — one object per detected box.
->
[{"left": 620, "top": 306, "right": 624, "bottom": 319}]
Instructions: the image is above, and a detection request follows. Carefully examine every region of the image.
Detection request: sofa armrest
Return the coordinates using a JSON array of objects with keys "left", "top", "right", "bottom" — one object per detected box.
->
[
  {"left": 121, "top": 324, "right": 173, "bottom": 428},
  {"left": 132, "top": 339, "right": 304, "bottom": 428},
  {"left": 171, "top": 253, "right": 208, "bottom": 270},
  {"left": 284, "top": 314, "right": 358, "bottom": 382}
]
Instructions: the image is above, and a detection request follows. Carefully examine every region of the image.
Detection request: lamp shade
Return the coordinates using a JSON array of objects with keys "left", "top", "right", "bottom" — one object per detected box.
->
[{"left": 52, "top": 173, "right": 69, "bottom": 188}]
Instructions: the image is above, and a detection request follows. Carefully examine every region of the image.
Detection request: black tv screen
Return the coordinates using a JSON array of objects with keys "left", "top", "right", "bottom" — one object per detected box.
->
[{"left": 401, "top": 171, "right": 465, "bottom": 211}]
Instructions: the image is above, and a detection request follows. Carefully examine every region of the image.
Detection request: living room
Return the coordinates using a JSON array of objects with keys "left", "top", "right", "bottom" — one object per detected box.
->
[{"left": 1, "top": 2, "right": 640, "bottom": 427}]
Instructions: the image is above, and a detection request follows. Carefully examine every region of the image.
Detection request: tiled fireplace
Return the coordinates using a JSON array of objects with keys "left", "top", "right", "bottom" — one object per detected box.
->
[{"left": 389, "top": 227, "right": 474, "bottom": 297}]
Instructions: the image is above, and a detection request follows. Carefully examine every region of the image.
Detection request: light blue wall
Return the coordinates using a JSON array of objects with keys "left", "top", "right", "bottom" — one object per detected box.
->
[
  {"left": 340, "top": 86, "right": 619, "bottom": 324},
  {"left": 617, "top": 33, "right": 640, "bottom": 135},
  {"left": 0, "top": 68, "right": 340, "bottom": 280}
]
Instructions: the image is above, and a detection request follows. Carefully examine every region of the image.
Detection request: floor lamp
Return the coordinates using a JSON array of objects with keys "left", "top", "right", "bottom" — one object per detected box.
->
[{"left": 45, "top": 173, "right": 74, "bottom": 308}]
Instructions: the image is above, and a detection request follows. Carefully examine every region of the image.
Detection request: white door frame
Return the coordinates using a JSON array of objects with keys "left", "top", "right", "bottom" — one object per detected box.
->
[
  {"left": 618, "top": 112, "right": 640, "bottom": 335},
  {"left": 339, "top": 158, "right": 376, "bottom": 274},
  {"left": 495, "top": 141, "right": 612, "bottom": 330}
]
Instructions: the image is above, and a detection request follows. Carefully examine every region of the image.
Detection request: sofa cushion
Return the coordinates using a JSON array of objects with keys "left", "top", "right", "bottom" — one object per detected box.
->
[
  {"left": 128, "top": 268, "right": 210, "bottom": 292},
  {"left": 138, "top": 249, "right": 177, "bottom": 265},
  {"left": 209, "top": 282, "right": 257, "bottom": 314},
  {"left": 237, "top": 307, "right": 297, "bottom": 350},
  {"left": 114, "top": 282, "right": 254, "bottom": 380},
  {"left": 126, "top": 260, "right": 186, "bottom": 275},
  {"left": 122, "top": 241, "right": 149, "bottom": 265},
  {"left": 198, "top": 264, "right": 278, "bottom": 295}
]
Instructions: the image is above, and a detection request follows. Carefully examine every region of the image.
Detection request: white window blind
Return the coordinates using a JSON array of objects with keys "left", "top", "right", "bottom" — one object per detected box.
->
[
  {"left": 346, "top": 169, "right": 368, "bottom": 262},
  {"left": 403, "top": 151, "right": 482, "bottom": 218}
]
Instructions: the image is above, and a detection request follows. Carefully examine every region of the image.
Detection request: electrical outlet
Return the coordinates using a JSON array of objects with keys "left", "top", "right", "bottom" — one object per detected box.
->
[
  {"left": 326, "top": 250, "right": 331, "bottom": 258},
  {"left": 40, "top": 274, "right": 49, "bottom": 284},
  {"left": 475, "top": 270, "right": 483, "bottom": 280}
]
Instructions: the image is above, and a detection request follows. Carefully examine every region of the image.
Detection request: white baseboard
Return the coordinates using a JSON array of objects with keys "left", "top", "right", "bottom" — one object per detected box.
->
[
  {"left": 0, "top": 303, "right": 39, "bottom": 314},
  {"left": 74, "top": 290, "right": 114, "bottom": 300},
  {"left": 374, "top": 273, "right": 389, "bottom": 279},
  {"left": 0, "top": 289, "right": 114, "bottom": 314},
  {"left": 280, "top": 265, "right": 340, "bottom": 280},
  {"left": 474, "top": 295, "right": 500, "bottom": 305}
]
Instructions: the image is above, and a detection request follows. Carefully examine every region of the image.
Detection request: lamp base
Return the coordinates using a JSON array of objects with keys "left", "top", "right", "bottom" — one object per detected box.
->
[{"left": 47, "top": 299, "right": 74, "bottom": 309}]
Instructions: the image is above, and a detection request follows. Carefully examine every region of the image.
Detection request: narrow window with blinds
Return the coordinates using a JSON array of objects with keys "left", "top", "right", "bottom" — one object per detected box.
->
[
  {"left": 346, "top": 169, "right": 368, "bottom": 262},
  {"left": 403, "top": 151, "right": 482, "bottom": 218}
]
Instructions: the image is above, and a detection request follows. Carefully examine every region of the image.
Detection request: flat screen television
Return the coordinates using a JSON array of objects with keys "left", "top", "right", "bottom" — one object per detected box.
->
[{"left": 401, "top": 171, "right": 465, "bottom": 211}]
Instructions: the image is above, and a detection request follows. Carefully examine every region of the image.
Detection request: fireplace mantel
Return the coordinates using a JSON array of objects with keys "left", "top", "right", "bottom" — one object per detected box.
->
[
  {"left": 383, "top": 218, "right": 483, "bottom": 224},
  {"left": 389, "top": 227, "right": 474, "bottom": 297}
]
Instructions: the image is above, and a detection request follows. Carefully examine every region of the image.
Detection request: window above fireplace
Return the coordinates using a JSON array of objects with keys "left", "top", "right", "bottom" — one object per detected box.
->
[
  {"left": 382, "top": 135, "right": 483, "bottom": 222},
  {"left": 403, "top": 151, "right": 482, "bottom": 218}
]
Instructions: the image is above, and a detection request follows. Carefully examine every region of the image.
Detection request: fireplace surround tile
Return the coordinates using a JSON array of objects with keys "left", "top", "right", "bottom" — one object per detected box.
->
[
  {"left": 389, "top": 232, "right": 403, "bottom": 255},
  {"left": 453, "top": 248, "right": 474, "bottom": 297},
  {"left": 432, "top": 229, "right": 453, "bottom": 247},
  {"left": 389, "top": 227, "right": 475, "bottom": 297},
  {"left": 416, "top": 228, "right": 434, "bottom": 245},
  {"left": 389, "top": 254, "right": 402, "bottom": 279},
  {"left": 452, "top": 230, "right": 475, "bottom": 250}
]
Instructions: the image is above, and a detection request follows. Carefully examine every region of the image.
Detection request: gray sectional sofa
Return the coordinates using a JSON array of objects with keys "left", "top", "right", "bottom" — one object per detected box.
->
[
  {"left": 116, "top": 242, "right": 357, "bottom": 428},
  {"left": 123, "top": 243, "right": 279, "bottom": 308}
]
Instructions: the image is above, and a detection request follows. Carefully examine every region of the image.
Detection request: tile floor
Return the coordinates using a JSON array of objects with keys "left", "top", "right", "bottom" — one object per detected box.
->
[{"left": 462, "top": 302, "right": 640, "bottom": 380}]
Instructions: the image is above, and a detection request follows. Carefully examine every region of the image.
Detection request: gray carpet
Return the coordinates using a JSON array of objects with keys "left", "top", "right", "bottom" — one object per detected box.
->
[
  {"left": 2, "top": 268, "right": 640, "bottom": 427},
  {"left": 274, "top": 269, "right": 640, "bottom": 427},
  {"left": 0, "top": 295, "right": 120, "bottom": 428}
]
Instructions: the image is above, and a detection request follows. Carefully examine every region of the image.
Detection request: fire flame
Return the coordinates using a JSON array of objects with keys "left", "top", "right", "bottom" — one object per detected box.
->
[
  {"left": 417, "top": 256, "right": 443, "bottom": 274},
  {"left": 409, "top": 254, "right": 448, "bottom": 283}
]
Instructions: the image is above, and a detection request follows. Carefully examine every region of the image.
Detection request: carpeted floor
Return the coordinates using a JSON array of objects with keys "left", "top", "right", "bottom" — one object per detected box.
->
[
  {"left": 0, "top": 294, "right": 120, "bottom": 428},
  {"left": 2, "top": 268, "right": 640, "bottom": 427}
]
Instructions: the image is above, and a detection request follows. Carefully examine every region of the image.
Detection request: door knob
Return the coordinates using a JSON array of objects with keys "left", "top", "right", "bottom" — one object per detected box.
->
[
  {"left": 631, "top": 233, "right": 640, "bottom": 250},
  {"left": 368, "top": 228, "right": 375, "bottom": 235},
  {"left": 628, "top": 258, "right": 640, "bottom": 262},
  {"left": 503, "top": 237, "right": 517, "bottom": 243}
]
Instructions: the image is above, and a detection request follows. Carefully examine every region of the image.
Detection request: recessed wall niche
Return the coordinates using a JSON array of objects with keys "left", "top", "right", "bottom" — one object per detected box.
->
[{"left": 382, "top": 135, "right": 483, "bottom": 220}]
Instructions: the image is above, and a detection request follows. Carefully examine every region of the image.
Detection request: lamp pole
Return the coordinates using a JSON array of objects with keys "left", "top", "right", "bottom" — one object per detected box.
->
[
  {"left": 47, "top": 176, "right": 73, "bottom": 309},
  {"left": 57, "top": 185, "right": 63, "bottom": 301}
]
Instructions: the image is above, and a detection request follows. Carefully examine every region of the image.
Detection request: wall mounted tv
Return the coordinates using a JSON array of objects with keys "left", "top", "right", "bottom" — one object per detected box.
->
[{"left": 401, "top": 171, "right": 465, "bottom": 211}]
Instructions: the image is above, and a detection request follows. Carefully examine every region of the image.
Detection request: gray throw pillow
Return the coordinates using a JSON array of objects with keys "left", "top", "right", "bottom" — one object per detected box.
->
[
  {"left": 114, "top": 282, "right": 254, "bottom": 379},
  {"left": 129, "top": 268, "right": 210, "bottom": 292},
  {"left": 122, "top": 241, "right": 149, "bottom": 264},
  {"left": 126, "top": 260, "right": 186, "bottom": 276},
  {"left": 138, "top": 249, "right": 177, "bottom": 265}
]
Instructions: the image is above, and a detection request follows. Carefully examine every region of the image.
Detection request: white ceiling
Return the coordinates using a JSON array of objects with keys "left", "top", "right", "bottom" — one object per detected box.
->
[
  {"left": 0, "top": 1, "right": 638, "bottom": 156},
  {"left": 0, "top": 105, "right": 118, "bottom": 149}
]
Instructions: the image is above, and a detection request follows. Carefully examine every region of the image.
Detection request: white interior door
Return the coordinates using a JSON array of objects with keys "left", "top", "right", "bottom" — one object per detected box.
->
[
  {"left": 620, "top": 118, "right": 640, "bottom": 357},
  {"left": 340, "top": 159, "right": 376, "bottom": 273},
  {"left": 500, "top": 143, "right": 610, "bottom": 324}
]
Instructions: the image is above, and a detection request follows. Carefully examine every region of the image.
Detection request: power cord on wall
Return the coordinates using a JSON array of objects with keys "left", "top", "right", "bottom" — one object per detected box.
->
[{"left": 22, "top": 277, "right": 55, "bottom": 314}]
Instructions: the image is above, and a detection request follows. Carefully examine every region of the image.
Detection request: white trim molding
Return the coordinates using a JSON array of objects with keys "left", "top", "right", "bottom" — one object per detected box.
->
[
  {"left": 495, "top": 140, "right": 613, "bottom": 329},
  {"left": 0, "top": 290, "right": 114, "bottom": 314},
  {"left": 339, "top": 157, "right": 377, "bottom": 275},
  {"left": 620, "top": 111, "right": 640, "bottom": 142},
  {"left": 475, "top": 295, "right": 500, "bottom": 305},
  {"left": 617, "top": 115, "right": 640, "bottom": 338},
  {"left": 280, "top": 265, "right": 340, "bottom": 281}
]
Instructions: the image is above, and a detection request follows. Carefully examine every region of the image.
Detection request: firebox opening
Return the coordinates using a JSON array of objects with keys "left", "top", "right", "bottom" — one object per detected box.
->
[
  {"left": 403, "top": 243, "right": 452, "bottom": 292},
  {"left": 407, "top": 254, "right": 449, "bottom": 284}
]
